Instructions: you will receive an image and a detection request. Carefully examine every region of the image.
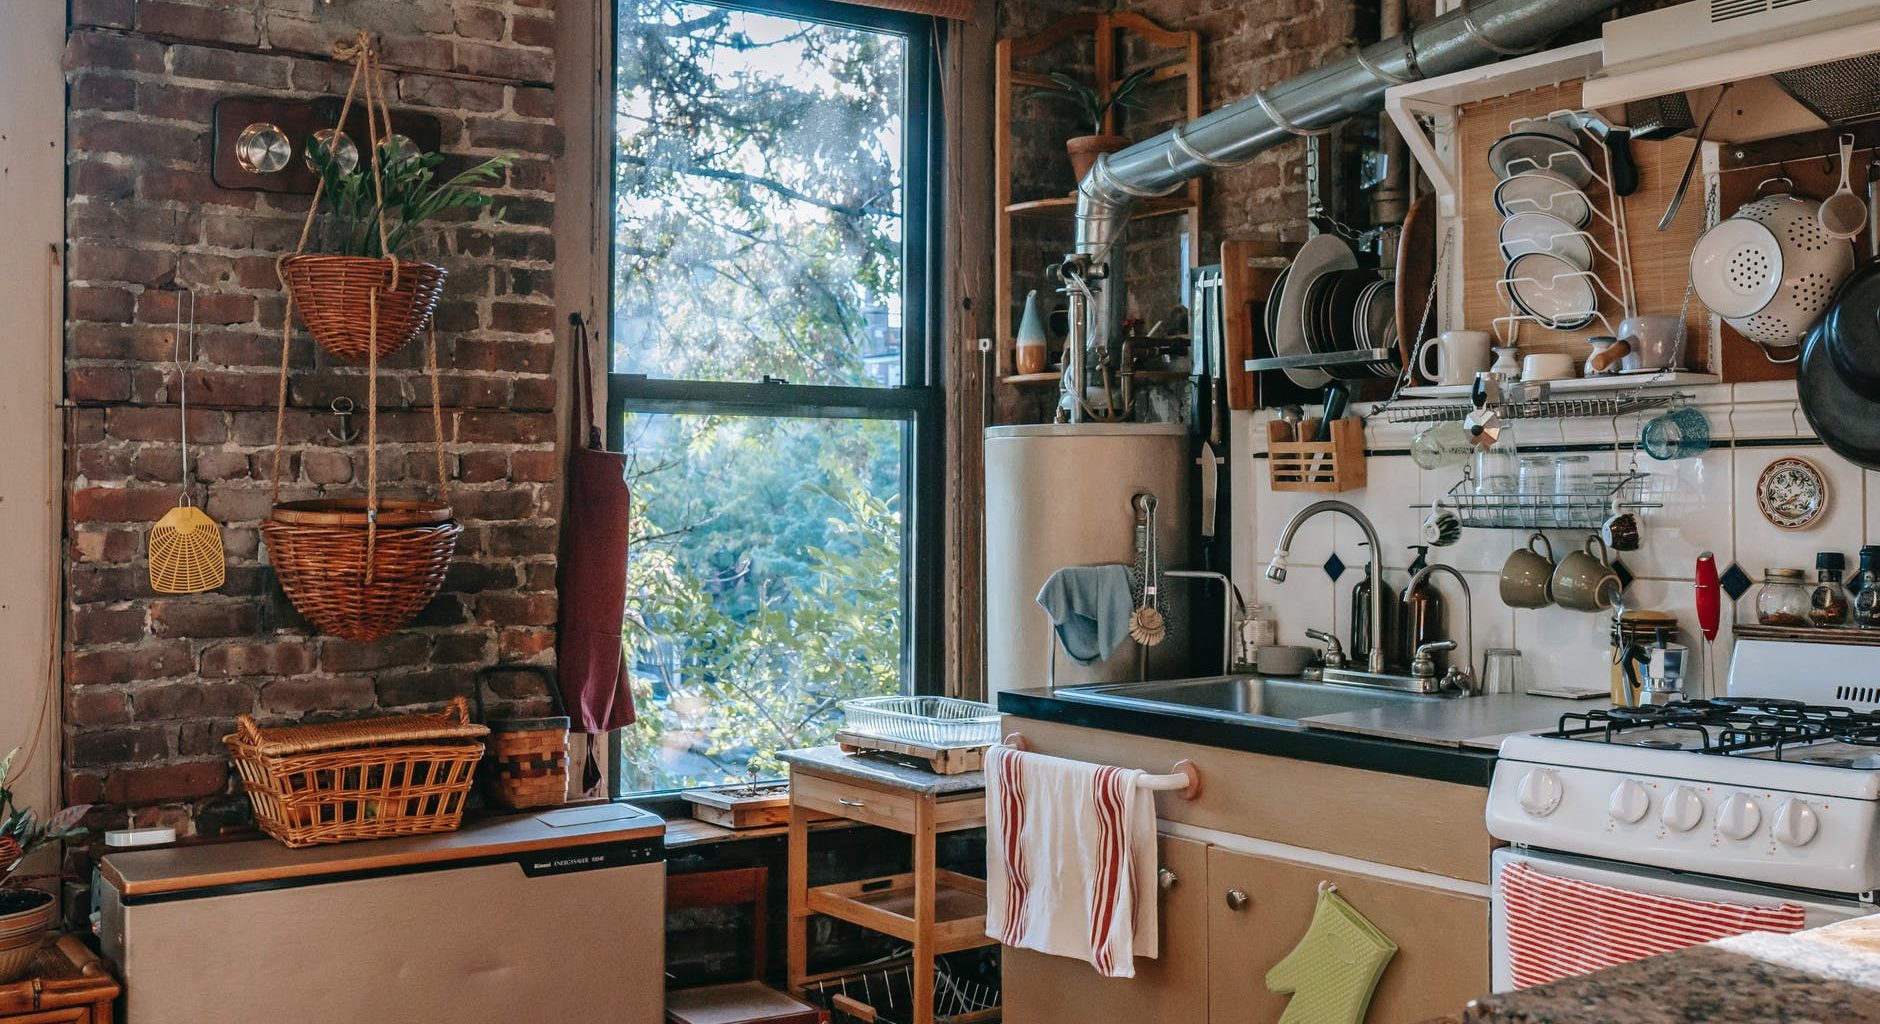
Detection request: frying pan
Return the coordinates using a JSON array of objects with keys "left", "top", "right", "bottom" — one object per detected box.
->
[
  {"left": 1817, "top": 258, "right": 1880, "bottom": 396},
  {"left": 1797, "top": 324, "right": 1880, "bottom": 469}
]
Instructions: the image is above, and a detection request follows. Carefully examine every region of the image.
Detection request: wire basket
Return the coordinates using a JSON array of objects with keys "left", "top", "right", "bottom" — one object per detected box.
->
[
  {"left": 803, "top": 958, "right": 1001, "bottom": 1024},
  {"left": 1441, "top": 471, "right": 1657, "bottom": 530},
  {"left": 840, "top": 697, "right": 1000, "bottom": 749}
]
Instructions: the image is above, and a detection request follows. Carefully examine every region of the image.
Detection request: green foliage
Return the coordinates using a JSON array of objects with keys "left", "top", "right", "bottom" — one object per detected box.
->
[
  {"left": 1026, "top": 68, "right": 1155, "bottom": 136},
  {"left": 306, "top": 138, "right": 513, "bottom": 258},
  {"left": 0, "top": 748, "right": 89, "bottom": 886}
]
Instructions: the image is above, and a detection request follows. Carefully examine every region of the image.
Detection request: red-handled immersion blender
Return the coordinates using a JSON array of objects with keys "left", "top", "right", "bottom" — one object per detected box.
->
[{"left": 1695, "top": 553, "right": 1721, "bottom": 696}]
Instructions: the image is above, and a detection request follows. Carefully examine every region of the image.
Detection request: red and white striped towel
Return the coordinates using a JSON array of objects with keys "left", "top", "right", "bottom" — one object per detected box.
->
[
  {"left": 984, "top": 745, "right": 1158, "bottom": 978},
  {"left": 1500, "top": 861, "right": 1807, "bottom": 989}
]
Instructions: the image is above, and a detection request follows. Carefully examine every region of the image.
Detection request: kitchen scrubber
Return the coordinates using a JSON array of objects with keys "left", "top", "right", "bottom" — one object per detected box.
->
[{"left": 1265, "top": 882, "right": 1399, "bottom": 1024}]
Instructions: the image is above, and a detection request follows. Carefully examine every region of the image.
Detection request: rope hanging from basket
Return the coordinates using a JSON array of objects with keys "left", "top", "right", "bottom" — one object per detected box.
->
[{"left": 270, "top": 32, "right": 452, "bottom": 583}]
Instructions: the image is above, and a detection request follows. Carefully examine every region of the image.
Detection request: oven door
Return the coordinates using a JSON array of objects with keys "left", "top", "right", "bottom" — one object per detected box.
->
[{"left": 1490, "top": 847, "right": 1875, "bottom": 992}]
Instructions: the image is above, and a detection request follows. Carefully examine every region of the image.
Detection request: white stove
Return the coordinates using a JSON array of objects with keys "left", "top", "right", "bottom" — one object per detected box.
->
[{"left": 1484, "top": 635, "right": 1880, "bottom": 990}]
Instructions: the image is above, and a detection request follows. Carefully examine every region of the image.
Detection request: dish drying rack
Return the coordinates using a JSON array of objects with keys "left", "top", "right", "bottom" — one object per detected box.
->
[
  {"left": 1492, "top": 108, "right": 1636, "bottom": 344},
  {"left": 1424, "top": 470, "right": 1659, "bottom": 531},
  {"left": 1379, "top": 390, "right": 1683, "bottom": 424},
  {"left": 841, "top": 697, "right": 1000, "bottom": 749}
]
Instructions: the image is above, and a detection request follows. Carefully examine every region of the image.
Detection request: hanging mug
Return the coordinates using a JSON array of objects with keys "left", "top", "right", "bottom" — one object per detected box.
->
[
  {"left": 1418, "top": 330, "right": 1493, "bottom": 387},
  {"left": 1601, "top": 490, "right": 1641, "bottom": 552},
  {"left": 1641, "top": 404, "right": 1711, "bottom": 461},
  {"left": 1500, "top": 533, "right": 1556, "bottom": 609},
  {"left": 1553, "top": 534, "right": 1622, "bottom": 612},
  {"left": 1421, "top": 496, "right": 1463, "bottom": 548}
]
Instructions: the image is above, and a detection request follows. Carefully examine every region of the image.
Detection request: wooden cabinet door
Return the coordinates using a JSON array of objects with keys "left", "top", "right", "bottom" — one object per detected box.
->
[
  {"left": 1002, "top": 835, "right": 1209, "bottom": 1024},
  {"left": 1207, "top": 847, "right": 1488, "bottom": 1024}
]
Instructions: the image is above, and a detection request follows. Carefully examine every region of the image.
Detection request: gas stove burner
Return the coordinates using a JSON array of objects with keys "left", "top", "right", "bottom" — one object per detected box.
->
[{"left": 1632, "top": 735, "right": 1694, "bottom": 750}]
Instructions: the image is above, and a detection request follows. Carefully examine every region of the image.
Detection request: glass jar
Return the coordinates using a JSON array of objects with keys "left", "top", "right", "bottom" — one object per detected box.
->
[
  {"left": 1854, "top": 546, "right": 1880, "bottom": 629},
  {"left": 1810, "top": 552, "right": 1850, "bottom": 627},
  {"left": 1756, "top": 568, "right": 1812, "bottom": 627}
]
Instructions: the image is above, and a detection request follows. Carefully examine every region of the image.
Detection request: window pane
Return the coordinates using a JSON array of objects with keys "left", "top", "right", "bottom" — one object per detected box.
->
[
  {"left": 619, "top": 412, "right": 906, "bottom": 791},
  {"left": 613, "top": 0, "right": 907, "bottom": 386}
]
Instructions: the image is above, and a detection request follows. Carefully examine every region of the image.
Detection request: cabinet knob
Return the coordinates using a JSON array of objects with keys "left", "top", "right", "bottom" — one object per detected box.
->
[
  {"left": 1158, "top": 868, "right": 1178, "bottom": 891},
  {"left": 1225, "top": 888, "right": 1249, "bottom": 911}
]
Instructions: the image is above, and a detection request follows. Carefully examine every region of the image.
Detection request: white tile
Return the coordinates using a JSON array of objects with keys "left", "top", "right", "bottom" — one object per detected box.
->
[
  {"left": 1255, "top": 570, "right": 1336, "bottom": 650},
  {"left": 1511, "top": 602, "right": 1614, "bottom": 696},
  {"left": 1251, "top": 468, "right": 1336, "bottom": 566},
  {"left": 1342, "top": 454, "right": 1422, "bottom": 571},
  {"left": 1732, "top": 445, "right": 1866, "bottom": 577},
  {"left": 1614, "top": 577, "right": 1733, "bottom": 701},
  {"left": 1627, "top": 446, "right": 1733, "bottom": 580},
  {"left": 1867, "top": 471, "right": 1880, "bottom": 547},
  {"left": 1427, "top": 568, "right": 1514, "bottom": 683}
]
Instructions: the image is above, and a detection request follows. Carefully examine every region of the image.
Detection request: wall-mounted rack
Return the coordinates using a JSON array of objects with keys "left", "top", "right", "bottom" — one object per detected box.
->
[
  {"left": 1380, "top": 392, "right": 1682, "bottom": 425},
  {"left": 1420, "top": 471, "right": 1660, "bottom": 531}
]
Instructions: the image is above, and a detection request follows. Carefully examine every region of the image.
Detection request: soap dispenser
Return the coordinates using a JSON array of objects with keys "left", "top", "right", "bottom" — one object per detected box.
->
[
  {"left": 1350, "top": 544, "right": 1398, "bottom": 670},
  {"left": 1400, "top": 545, "right": 1446, "bottom": 671}
]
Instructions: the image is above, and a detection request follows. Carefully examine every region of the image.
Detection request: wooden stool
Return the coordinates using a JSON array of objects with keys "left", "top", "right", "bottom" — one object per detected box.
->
[
  {"left": 667, "top": 867, "right": 818, "bottom": 1024},
  {"left": 0, "top": 935, "right": 120, "bottom": 1023}
]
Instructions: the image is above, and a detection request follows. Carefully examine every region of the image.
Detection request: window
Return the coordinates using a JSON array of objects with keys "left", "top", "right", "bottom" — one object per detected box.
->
[{"left": 608, "top": 0, "right": 939, "bottom": 794}]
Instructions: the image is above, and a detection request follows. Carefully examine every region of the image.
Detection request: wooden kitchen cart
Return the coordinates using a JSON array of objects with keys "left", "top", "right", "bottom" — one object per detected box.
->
[
  {"left": 780, "top": 747, "right": 991, "bottom": 1024},
  {"left": 0, "top": 936, "right": 121, "bottom": 1024}
]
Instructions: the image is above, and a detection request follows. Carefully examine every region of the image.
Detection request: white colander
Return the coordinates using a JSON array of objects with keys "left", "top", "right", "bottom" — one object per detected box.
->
[{"left": 1691, "top": 189, "right": 1855, "bottom": 348}]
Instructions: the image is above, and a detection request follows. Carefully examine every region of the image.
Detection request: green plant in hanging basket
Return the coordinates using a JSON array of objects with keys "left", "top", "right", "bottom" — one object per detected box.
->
[{"left": 281, "top": 137, "right": 513, "bottom": 364}]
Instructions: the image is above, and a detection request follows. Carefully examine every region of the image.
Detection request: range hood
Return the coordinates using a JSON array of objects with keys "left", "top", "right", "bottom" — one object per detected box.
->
[{"left": 1584, "top": 0, "right": 1880, "bottom": 120}]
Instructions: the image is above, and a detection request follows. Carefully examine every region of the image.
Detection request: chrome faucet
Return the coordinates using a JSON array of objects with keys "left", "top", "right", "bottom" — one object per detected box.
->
[
  {"left": 1266, "top": 500, "right": 1386, "bottom": 674},
  {"left": 1408, "top": 561, "right": 1476, "bottom": 695},
  {"left": 1166, "top": 570, "right": 1245, "bottom": 674}
]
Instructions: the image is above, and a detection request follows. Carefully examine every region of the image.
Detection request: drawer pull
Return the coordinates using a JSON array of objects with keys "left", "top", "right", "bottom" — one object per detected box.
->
[
  {"left": 1158, "top": 868, "right": 1179, "bottom": 891},
  {"left": 1225, "top": 888, "right": 1249, "bottom": 911},
  {"left": 837, "top": 798, "right": 866, "bottom": 808}
]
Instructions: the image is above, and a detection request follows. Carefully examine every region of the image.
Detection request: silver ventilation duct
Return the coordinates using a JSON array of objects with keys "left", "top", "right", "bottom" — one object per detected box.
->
[{"left": 1056, "top": 0, "right": 1627, "bottom": 419}]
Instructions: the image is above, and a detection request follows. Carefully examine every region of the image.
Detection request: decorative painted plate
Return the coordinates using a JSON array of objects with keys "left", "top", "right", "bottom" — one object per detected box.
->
[{"left": 1756, "top": 456, "right": 1829, "bottom": 530}]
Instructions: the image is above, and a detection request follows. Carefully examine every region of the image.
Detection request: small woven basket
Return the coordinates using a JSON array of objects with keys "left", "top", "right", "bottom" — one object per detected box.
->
[
  {"left": 261, "top": 498, "right": 461, "bottom": 644},
  {"left": 484, "top": 716, "right": 570, "bottom": 810},
  {"left": 226, "top": 697, "right": 490, "bottom": 848},
  {"left": 280, "top": 254, "right": 446, "bottom": 363}
]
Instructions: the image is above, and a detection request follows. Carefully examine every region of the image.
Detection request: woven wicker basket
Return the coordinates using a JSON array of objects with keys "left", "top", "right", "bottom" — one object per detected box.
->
[
  {"left": 226, "top": 697, "right": 490, "bottom": 848},
  {"left": 262, "top": 498, "right": 461, "bottom": 644},
  {"left": 280, "top": 254, "right": 446, "bottom": 363}
]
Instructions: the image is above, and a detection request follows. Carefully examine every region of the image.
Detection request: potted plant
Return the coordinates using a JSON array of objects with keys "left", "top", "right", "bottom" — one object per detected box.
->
[
  {"left": 1029, "top": 68, "right": 1155, "bottom": 181},
  {"left": 0, "top": 748, "right": 88, "bottom": 983},
  {"left": 283, "top": 137, "right": 512, "bottom": 364}
]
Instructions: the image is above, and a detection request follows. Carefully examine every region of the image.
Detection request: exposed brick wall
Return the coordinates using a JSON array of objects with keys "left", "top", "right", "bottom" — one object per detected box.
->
[{"left": 61, "top": 0, "right": 563, "bottom": 837}]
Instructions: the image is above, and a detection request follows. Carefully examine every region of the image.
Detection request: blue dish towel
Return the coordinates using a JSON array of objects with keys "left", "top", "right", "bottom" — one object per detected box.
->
[{"left": 1035, "top": 564, "right": 1136, "bottom": 666}]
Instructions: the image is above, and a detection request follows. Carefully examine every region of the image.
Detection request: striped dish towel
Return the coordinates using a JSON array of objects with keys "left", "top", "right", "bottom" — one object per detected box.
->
[
  {"left": 1500, "top": 861, "right": 1807, "bottom": 988},
  {"left": 984, "top": 744, "right": 1158, "bottom": 977}
]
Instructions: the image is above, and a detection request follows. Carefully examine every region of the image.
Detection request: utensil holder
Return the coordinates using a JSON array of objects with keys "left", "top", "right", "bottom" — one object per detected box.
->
[{"left": 1267, "top": 417, "right": 1366, "bottom": 493}]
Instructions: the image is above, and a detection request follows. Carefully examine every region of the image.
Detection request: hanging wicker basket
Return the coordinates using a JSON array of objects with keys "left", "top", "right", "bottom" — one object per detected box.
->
[
  {"left": 262, "top": 498, "right": 462, "bottom": 644},
  {"left": 281, "top": 254, "right": 446, "bottom": 363}
]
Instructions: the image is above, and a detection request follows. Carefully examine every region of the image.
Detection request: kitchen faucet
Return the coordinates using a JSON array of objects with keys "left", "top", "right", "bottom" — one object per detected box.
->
[
  {"left": 1266, "top": 499, "right": 1386, "bottom": 674},
  {"left": 1407, "top": 561, "right": 1475, "bottom": 695}
]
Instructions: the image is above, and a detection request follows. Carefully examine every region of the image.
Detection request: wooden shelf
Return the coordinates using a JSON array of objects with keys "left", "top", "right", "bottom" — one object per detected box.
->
[
  {"left": 1003, "top": 195, "right": 1198, "bottom": 220},
  {"left": 806, "top": 870, "right": 996, "bottom": 954}
]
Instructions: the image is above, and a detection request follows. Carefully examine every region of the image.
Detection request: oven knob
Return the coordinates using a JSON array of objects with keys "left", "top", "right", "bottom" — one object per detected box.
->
[
  {"left": 1608, "top": 779, "right": 1650, "bottom": 824},
  {"left": 1772, "top": 799, "right": 1819, "bottom": 848},
  {"left": 1717, "top": 792, "right": 1761, "bottom": 840},
  {"left": 1660, "top": 785, "right": 1703, "bottom": 832},
  {"left": 1518, "top": 768, "right": 1563, "bottom": 816}
]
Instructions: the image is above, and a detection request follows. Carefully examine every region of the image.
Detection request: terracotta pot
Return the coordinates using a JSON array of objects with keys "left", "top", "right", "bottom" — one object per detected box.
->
[
  {"left": 1066, "top": 134, "right": 1131, "bottom": 182},
  {"left": 0, "top": 888, "right": 55, "bottom": 984}
]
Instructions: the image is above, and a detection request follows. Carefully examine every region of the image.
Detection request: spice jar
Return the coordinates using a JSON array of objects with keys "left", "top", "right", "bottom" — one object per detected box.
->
[
  {"left": 1854, "top": 546, "right": 1880, "bottom": 629},
  {"left": 1810, "top": 552, "right": 1851, "bottom": 627},
  {"left": 1755, "top": 568, "right": 1812, "bottom": 626}
]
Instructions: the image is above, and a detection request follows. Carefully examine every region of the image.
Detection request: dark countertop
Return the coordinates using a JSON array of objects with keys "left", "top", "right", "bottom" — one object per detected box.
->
[{"left": 998, "top": 687, "right": 1502, "bottom": 786}]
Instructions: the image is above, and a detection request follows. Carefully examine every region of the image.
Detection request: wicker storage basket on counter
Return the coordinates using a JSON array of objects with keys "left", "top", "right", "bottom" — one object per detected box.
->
[
  {"left": 226, "top": 697, "right": 489, "bottom": 848},
  {"left": 484, "top": 716, "right": 569, "bottom": 810}
]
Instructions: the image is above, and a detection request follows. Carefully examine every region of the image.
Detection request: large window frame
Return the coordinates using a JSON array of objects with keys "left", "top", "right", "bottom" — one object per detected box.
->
[{"left": 605, "top": 0, "right": 946, "bottom": 796}]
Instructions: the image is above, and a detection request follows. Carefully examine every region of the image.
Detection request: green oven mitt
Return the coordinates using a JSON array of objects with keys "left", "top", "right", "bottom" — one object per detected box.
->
[{"left": 1265, "top": 883, "right": 1399, "bottom": 1024}]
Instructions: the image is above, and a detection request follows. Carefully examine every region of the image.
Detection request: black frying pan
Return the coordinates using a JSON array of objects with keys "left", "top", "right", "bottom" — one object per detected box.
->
[
  {"left": 1799, "top": 325, "right": 1880, "bottom": 469},
  {"left": 1820, "top": 258, "right": 1880, "bottom": 397}
]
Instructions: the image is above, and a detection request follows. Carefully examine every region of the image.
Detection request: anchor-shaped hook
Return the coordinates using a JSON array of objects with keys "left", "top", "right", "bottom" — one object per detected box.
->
[{"left": 327, "top": 396, "right": 360, "bottom": 443}]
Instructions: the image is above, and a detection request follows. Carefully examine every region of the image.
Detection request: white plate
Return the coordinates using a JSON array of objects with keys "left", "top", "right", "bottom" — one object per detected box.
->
[
  {"left": 1499, "top": 211, "right": 1594, "bottom": 270},
  {"left": 1690, "top": 217, "right": 1784, "bottom": 319},
  {"left": 1273, "top": 234, "right": 1357, "bottom": 387},
  {"left": 1488, "top": 133, "right": 1594, "bottom": 186},
  {"left": 1506, "top": 251, "right": 1597, "bottom": 331},
  {"left": 1493, "top": 170, "right": 1592, "bottom": 228}
]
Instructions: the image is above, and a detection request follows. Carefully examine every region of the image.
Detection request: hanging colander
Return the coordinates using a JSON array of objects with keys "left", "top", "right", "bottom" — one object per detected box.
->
[{"left": 1690, "top": 180, "right": 1856, "bottom": 352}]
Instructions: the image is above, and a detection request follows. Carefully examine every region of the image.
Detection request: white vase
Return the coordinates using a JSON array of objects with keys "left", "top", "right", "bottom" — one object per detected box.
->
[{"left": 1016, "top": 290, "right": 1049, "bottom": 375}]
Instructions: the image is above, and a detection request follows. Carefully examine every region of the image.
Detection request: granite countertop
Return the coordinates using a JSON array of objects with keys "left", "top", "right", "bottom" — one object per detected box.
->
[
  {"left": 1300, "top": 692, "right": 1581, "bottom": 751},
  {"left": 778, "top": 745, "right": 985, "bottom": 794},
  {"left": 1452, "top": 917, "right": 1880, "bottom": 1023}
]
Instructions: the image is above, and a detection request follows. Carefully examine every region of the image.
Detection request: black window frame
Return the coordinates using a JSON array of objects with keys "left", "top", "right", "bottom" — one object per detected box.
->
[{"left": 605, "top": 0, "right": 946, "bottom": 797}]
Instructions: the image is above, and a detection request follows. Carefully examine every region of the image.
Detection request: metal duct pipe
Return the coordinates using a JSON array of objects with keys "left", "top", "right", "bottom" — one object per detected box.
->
[{"left": 1073, "top": 0, "right": 1627, "bottom": 260}]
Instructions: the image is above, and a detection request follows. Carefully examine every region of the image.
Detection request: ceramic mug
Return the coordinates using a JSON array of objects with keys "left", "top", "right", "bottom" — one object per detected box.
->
[
  {"left": 1421, "top": 498, "right": 1462, "bottom": 547},
  {"left": 1521, "top": 352, "right": 1577, "bottom": 382},
  {"left": 1500, "top": 532, "right": 1556, "bottom": 609},
  {"left": 1619, "top": 315, "right": 1687, "bottom": 371},
  {"left": 1553, "top": 534, "right": 1622, "bottom": 612},
  {"left": 1418, "top": 330, "right": 1493, "bottom": 386}
]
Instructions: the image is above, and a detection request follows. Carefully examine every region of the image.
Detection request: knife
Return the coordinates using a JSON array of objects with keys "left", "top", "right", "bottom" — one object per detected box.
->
[{"left": 1194, "top": 274, "right": 1224, "bottom": 539}]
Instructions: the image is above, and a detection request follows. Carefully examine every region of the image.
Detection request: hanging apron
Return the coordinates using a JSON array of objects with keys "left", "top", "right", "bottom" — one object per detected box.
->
[{"left": 555, "top": 314, "right": 637, "bottom": 737}]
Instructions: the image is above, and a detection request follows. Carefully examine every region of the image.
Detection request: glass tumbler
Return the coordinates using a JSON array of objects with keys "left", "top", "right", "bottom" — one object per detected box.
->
[{"left": 1481, "top": 648, "right": 1524, "bottom": 695}]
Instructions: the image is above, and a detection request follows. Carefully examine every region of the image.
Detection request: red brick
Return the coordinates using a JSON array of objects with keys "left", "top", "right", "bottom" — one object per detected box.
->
[
  {"left": 511, "top": 14, "right": 555, "bottom": 49},
  {"left": 455, "top": 5, "right": 507, "bottom": 41},
  {"left": 103, "top": 761, "right": 228, "bottom": 805},
  {"left": 104, "top": 407, "right": 226, "bottom": 443},
  {"left": 63, "top": 30, "right": 165, "bottom": 74},
  {"left": 68, "top": 486, "right": 189, "bottom": 524},
  {"left": 70, "top": 0, "right": 134, "bottom": 29},
  {"left": 498, "top": 626, "right": 555, "bottom": 660},
  {"left": 69, "top": 725, "right": 169, "bottom": 768},
  {"left": 66, "top": 643, "right": 194, "bottom": 685},
  {"left": 318, "top": 634, "right": 429, "bottom": 673},
  {"left": 131, "top": 680, "right": 253, "bottom": 720},
  {"left": 69, "top": 606, "right": 146, "bottom": 645},
  {"left": 453, "top": 41, "right": 555, "bottom": 83},
  {"left": 476, "top": 592, "right": 557, "bottom": 626},
  {"left": 67, "top": 285, "right": 136, "bottom": 323},
  {"left": 66, "top": 367, "right": 133, "bottom": 404},
  {"left": 260, "top": 675, "right": 377, "bottom": 716},
  {"left": 150, "top": 600, "right": 261, "bottom": 638},
  {"left": 200, "top": 640, "right": 315, "bottom": 677},
  {"left": 70, "top": 73, "right": 135, "bottom": 111},
  {"left": 66, "top": 687, "right": 131, "bottom": 728},
  {"left": 169, "top": 44, "right": 289, "bottom": 88}
]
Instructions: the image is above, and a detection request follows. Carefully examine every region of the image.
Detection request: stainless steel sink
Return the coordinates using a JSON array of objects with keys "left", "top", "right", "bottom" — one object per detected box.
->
[{"left": 1053, "top": 674, "right": 1444, "bottom": 726}]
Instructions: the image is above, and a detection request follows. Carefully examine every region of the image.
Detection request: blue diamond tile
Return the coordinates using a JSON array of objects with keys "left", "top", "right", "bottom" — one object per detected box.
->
[
  {"left": 1613, "top": 558, "right": 1634, "bottom": 591},
  {"left": 1323, "top": 553, "right": 1347, "bottom": 582},
  {"left": 1720, "top": 562, "right": 1753, "bottom": 601}
]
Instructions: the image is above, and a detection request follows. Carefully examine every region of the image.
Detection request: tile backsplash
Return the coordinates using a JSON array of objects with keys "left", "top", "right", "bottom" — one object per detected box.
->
[{"left": 1229, "top": 381, "right": 1871, "bottom": 699}]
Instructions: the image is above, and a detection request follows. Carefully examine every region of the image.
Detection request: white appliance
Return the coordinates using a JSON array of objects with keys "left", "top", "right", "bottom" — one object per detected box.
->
[
  {"left": 1485, "top": 635, "right": 1880, "bottom": 991},
  {"left": 983, "top": 423, "right": 1191, "bottom": 694},
  {"left": 97, "top": 805, "right": 666, "bottom": 1023}
]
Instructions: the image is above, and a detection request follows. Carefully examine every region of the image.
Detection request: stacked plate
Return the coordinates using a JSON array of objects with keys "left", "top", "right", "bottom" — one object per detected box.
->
[
  {"left": 1489, "top": 117, "right": 1598, "bottom": 332},
  {"left": 1267, "top": 234, "right": 1401, "bottom": 386}
]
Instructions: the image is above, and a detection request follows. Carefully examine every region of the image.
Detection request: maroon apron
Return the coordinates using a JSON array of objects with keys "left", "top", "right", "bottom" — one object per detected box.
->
[{"left": 555, "top": 314, "right": 636, "bottom": 735}]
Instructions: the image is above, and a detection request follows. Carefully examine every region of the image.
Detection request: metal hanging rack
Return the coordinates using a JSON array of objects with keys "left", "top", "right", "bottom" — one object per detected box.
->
[{"left": 1380, "top": 389, "right": 1687, "bottom": 424}]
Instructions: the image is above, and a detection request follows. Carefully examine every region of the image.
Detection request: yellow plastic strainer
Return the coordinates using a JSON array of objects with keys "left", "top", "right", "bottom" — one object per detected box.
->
[{"left": 147, "top": 290, "right": 225, "bottom": 594}]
